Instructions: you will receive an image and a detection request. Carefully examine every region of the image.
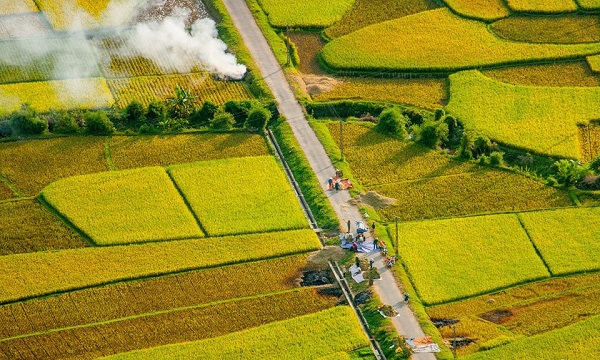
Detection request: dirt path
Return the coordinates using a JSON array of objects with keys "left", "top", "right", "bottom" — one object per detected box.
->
[{"left": 219, "top": 1, "right": 437, "bottom": 358}]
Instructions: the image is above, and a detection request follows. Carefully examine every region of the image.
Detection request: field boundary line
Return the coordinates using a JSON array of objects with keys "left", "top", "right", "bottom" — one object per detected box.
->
[
  {"left": 516, "top": 213, "right": 554, "bottom": 275},
  {"left": 0, "top": 173, "right": 24, "bottom": 197},
  {"left": 36, "top": 194, "right": 97, "bottom": 247},
  {"left": 105, "top": 138, "right": 116, "bottom": 170},
  {"left": 164, "top": 171, "right": 209, "bottom": 237},
  {"left": 0, "top": 287, "right": 320, "bottom": 342},
  {"left": 0, "top": 196, "right": 36, "bottom": 204}
]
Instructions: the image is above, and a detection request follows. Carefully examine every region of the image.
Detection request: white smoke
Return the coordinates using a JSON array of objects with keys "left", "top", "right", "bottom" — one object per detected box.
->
[{"left": 122, "top": 15, "right": 247, "bottom": 79}]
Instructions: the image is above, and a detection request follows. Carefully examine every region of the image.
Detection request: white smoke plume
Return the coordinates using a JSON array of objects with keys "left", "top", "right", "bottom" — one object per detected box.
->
[{"left": 122, "top": 14, "right": 247, "bottom": 80}]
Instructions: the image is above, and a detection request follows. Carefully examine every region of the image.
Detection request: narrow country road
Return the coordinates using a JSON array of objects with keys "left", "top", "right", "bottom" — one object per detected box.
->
[{"left": 220, "top": 1, "right": 437, "bottom": 358}]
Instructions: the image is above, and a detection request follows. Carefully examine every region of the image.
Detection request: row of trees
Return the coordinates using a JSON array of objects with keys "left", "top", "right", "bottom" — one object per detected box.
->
[{"left": 0, "top": 86, "right": 277, "bottom": 138}]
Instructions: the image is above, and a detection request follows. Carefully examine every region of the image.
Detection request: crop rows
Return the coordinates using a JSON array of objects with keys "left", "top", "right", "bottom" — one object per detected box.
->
[
  {"left": 324, "top": 0, "right": 438, "bottom": 39},
  {"left": 0, "top": 78, "right": 114, "bottom": 115},
  {"left": 0, "top": 200, "right": 87, "bottom": 256},
  {"left": 107, "top": 73, "right": 251, "bottom": 107},
  {"left": 41, "top": 167, "right": 204, "bottom": 245},
  {"left": 482, "top": 61, "right": 600, "bottom": 87},
  {"left": 321, "top": 8, "right": 600, "bottom": 72},
  {"left": 505, "top": 0, "right": 578, "bottom": 13},
  {"left": 0, "top": 229, "right": 320, "bottom": 303},
  {"left": 315, "top": 77, "right": 446, "bottom": 111},
  {"left": 0, "top": 289, "right": 336, "bottom": 360},
  {"left": 257, "top": 0, "right": 354, "bottom": 28},
  {"left": 578, "top": 0, "right": 600, "bottom": 10},
  {"left": 490, "top": 15, "right": 600, "bottom": 44},
  {"left": 168, "top": 156, "right": 309, "bottom": 236},
  {"left": 446, "top": 70, "right": 600, "bottom": 159},
  {"left": 108, "top": 133, "right": 269, "bottom": 170},
  {"left": 442, "top": 0, "right": 509, "bottom": 21},
  {"left": 0, "top": 0, "right": 38, "bottom": 14},
  {"left": 395, "top": 214, "right": 550, "bottom": 305},
  {"left": 0, "top": 254, "right": 310, "bottom": 338},
  {"left": 36, "top": 0, "right": 143, "bottom": 30},
  {"left": 0, "top": 36, "right": 100, "bottom": 83},
  {"left": 106, "top": 306, "right": 369, "bottom": 360},
  {"left": 0, "top": 137, "right": 109, "bottom": 196}
]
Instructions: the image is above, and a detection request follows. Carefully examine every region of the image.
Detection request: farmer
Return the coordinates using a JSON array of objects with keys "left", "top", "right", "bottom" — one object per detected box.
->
[
  {"left": 334, "top": 181, "right": 340, "bottom": 191},
  {"left": 404, "top": 293, "right": 410, "bottom": 303},
  {"left": 347, "top": 220, "right": 351, "bottom": 233},
  {"left": 327, "top": 177, "right": 333, "bottom": 190},
  {"left": 373, "top": 237, "right": 379, "bottom": 250},
  {"left": 369, "top": 259, "right": 374, "bottom": 269}
]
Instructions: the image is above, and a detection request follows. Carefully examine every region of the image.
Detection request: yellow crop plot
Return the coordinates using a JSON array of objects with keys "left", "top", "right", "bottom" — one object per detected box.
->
[
  {"left": 0, "top": 0, "right": 38, "bottom": 14},
  {"left": 491, "top": 15, "right": 600, "bottom": 44},
  {"left": 395, "top": 214, "right": 550, "bottom": 305},
  {"left": 36, "top": 0, "right": 143, "bottom": 30},
  {"left": 105, "top": 306, "right": 369, "bottom": 360},
  {"left": 168, "top": 156, "right": 309, "bottom": 236},
  {"left": 41, "top": 167, "right": 203, "bottom": 245},
  {"left": 588, "top": 54, "right": 600, "bottom": 72},
  {"left": 446, "top": 70, "right": 600, "bottom": 159},
  {"left": 505, "top": 0, "right": 578, "bottom": 13},
  {"left": 0, "top": 229, "right": 321, "bottom": 303},
  {"left": 577, "top": 0, "right": 600, "bottom": 10},
  {"left": 483, "top": 61, "right": 600, "bottom": 87},
  {"left": 442, "top": 0, "right": 510, "bottom": 21},
  {"left": 0, "top": 78, "right": 114, "bottom": 115},
  {"left": 257, "top": 0, "right": 355, "bottom": 27},
  {"left": 321, "top": 8, "right": 600, "bottom": 72}
]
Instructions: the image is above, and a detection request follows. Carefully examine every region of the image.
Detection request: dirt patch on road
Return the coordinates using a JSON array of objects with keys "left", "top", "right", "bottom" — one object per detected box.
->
[{"left": 351, "top": 191, "right": 397, "bottom": 210}]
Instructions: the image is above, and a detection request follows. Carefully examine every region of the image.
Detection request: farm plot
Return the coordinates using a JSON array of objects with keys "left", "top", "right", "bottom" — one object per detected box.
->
[
  {"left": 446, "top": 70, "right": 600, "bottom": 159},
  {"left": 579, "top": 122, "right": 600, "bottom": 161},
  {"left": 442, "top": 0, "right": 510, "bottom": 21},
  {"left": 0, "top": 137, "right": 108, "bottom": 196},
  {"left": 314, "top": 77, "right": 446, "bottom": 110},
  {"left": 109, "top": 133, "right": 270, "bottom": 169},
  {"left": 256, "top": 0, "right": 355, "bottom": 28},
  {"left": 0, "top": 0, "right": 38, "bottom": 14},
  {"left": 0, "top": 229, "right": 320, "bottom": 303},
  {"left": 0, "top": 254, "right": 310, "bottom": 337},
  {"left": 0, "top": 289, "right": 336, "bottom": 360},
  {"left": 36, "top": 0, "right": 144, "bottom": 30},
  {"left": 168, "top": 156, "right": 308, "bottom": 236},
  {"left": 288, "top": 32, "right": 326, "bottom": 74},
  {"left": 482, "top": 61, "right": 600, "bottom": 87},
  {"left": 0, "top": 78, "right": 114, "bottom": 114},
  {"left": 577, "top": 0, "right": 600, "bottom": 10},
  {"left": 105, "top": 306, "right": 369, "bottom": 360},
  {"left": 0, "top": 36, "right": 100, "bottom": 83},
  {"left": 373, "top": 169, "right": 572, "bottom": 221},
  {"left": 505, "top": 0, "right": 578, "bottom": 13},
  {"left": 0, "top": 182, "right": 15, "bottom": 200},
  {"left": 320, "top": 8, "right": 600, "bottom": 72},
  {"left": 587, "top": 54, "right": 600, "bottom": 72},
  {"left": 0, "top": 13, "right": 52, "bottom": 39},
  {"left": 108, "top": 73, "right": 251, "bottom": 107},
  {"left": 518, "top": 207, "right": 600, "bottom": 275},
  {"left": 324, "top": 0, "right": 439, "bottom": 39},
  {"left": 0, "top": 200, "right": 87, "bottom": 256},
  {"left": 41, "top": 167, "right": 203, "bottom": 245},
  {"left": 395, "top": 214, "right": 550, "bottom": 305},
  {"left": 462, "top": 314, "right": 600, "bottom": 360},
  {"left": 490, "top": 15, "right": 600, "bottom": 44}
]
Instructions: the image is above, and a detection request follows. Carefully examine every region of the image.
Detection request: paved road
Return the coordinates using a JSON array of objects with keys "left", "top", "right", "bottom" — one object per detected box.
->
[{"left": 220, "top": 1, "right": 436, "bottom": 358}]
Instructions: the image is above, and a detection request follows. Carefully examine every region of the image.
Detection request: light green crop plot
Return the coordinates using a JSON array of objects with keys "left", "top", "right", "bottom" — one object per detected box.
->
[{"left": 506, "top": 0, "right": 578, "bottom": 13}]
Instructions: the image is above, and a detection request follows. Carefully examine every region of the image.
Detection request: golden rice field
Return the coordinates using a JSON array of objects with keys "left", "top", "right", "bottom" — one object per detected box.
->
[
  {"left": 462, "top": 314, "right": 600, "bottom": 360},
  {"left": 107, "top": 73, "right": 251, "bottom": 107},
  {"left": 168, "top": 156, "right": 308, "bottom": 236},
  {"left": 490, "top": 15, "right": 600, "bottom": 44},
  {"left": 0, "top": 229, "right": 320, "bottom": 303},
  {"left": 427, "top": 272, "right": 600, "bottom": 319},
  {"left": 578, "top": 0, "right": 600, "bottom": 10},
  {"left": 438, "top": 316, "right": 514, "bottom": 356},
  {"left": 324, "top": 0, "right": 439, "bottom": 39},
  {"left": 0, "top": 78, "right": 114, "bottom": 115},
  {"left": 588, "top": 54, "right": 600, "bottom": 72},
  {"left": 325, "top": 122, "right": 479, "bottom": 186},
  {"left": 0, "top": 0, "right": 38, "bottom": 14},
  {"left": 505, "top": 0, "right": 579, "bottom": 13},
  {"left": 257, "top": 0, "right": 355, "bottom": 28},
  {"left": 482, "top": 61, "right": 600, "bottom": 87},
  {"left": 0, "top": 182, "right": 15, "bottom": 200},
  {"left": 446, "top": 70, "right": 600, "bottom": 159},
  {"left": 36, "top": 0, "right": 143, "bottom": 30},
  {"left": 373, "top": 169, "right": 573, "bottom": 221},
  {"left": 395, "top": 214, "right": 550, "bottom": 305},
  {"left": 518, "top": 207, "right": 600, "bottom": 275},
  {"left": 0, "top": 137, "right": 108, "bottom": 196},
  {"left": 315, "top": 77, "right": 447, "bottom": 110},
  {"left": 106, "top": 306, "right": 369, "bottom": 360},
  {"left": 0, "top": 200, "right": 87, "bottom": 255},
  {"left": 579, "top": 122, "right": 600, "bottom": 161},
  {"left": 41, "top": 167, "right": 203, "bottom": 245},
  {"left": 109, "top": 133, "right": 270, "bottom": 170},
  {"left": 0, "top": 289, "right": 336, "bottom": 359},
  {"left": 0, "top": 255, "right": 310, "bottom": 337},
  {"left": 442, "top": 0, "right": 510, "bottom": 21},
  {"left": 320, "top": 8, "right": 600, "bottom": 72}
]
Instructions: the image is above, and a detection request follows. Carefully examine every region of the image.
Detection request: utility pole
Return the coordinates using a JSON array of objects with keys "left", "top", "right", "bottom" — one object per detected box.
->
[
  {"left": 394, "top": 216, "right": 399, "bottom": 257},
  {"left": 285, "top": 25, "right": 291, "bottom": 67},
  {"left": 340, "top": 119, "right": 344, "bottom": 161},
  {"left": 452, "top": 325, "right": 457, "bottom": 359}
]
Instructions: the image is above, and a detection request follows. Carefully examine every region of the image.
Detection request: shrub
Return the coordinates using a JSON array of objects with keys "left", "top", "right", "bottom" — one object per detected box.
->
[
  {"left": 10, "top": 104, "right": 47, "bottom": 135},
  {"left": 459, "top": 131, "right": 475, "bottom": 159},
  {"left": 418, "top": 120, "right": 448, "bottom": 148},
  {"left": 123, "top": 100, "right": 146, "bottom": 129},
  {"left": 376, "top": 107, "right": 408, "bottom": 139},
  {"left": 190, "top": 101, "right": 218, "bottom": 128},
  {"left": 85, "top": 111, "right": 114, "bottom": 135},
  {"left": 589, "top": 155, "right": 600, "bottom": 174},
  {"left": 0, "top": 119, "right": 12, "bottom": 137},
  {"left": 224, "top": 99, "right": 258, "bottom": 126},
  {"left": 146, "top": 99, "right": 167, "bottom": 126},
  {"left": 553, "top": 159, "right": 588, "bottom": 188},
  {"left": 402, "top": 108, "right": 424, "bottom": 126},
  {"left": 576, "top": 174, "right": 600, "bottom": 190},
  {"left": 52, "top": 111, "right": 80, "bottom": 134},
  {"left": 489, "top": 151, "right": 505, "bottom": 166},
  {"left": 434, "top": 108, "right": 445, "bottom": 121},
  {"left": 210, "top": 110, "right": 235, "bottom": 130},
  {"left": 245, "top": 106, "right": 271, "bottom": 132}
]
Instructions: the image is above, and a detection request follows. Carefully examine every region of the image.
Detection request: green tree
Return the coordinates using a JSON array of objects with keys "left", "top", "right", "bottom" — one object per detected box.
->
[
  {"left": 190, "top": 101, "right": 218, "bottom": 128},
  {"left": 554, "top": 159, "right": 588, "bottom": 188},
  {"left": 459, "top": 131, "right": 475, "bottom": 159},
  {"left": 10, "top": 104, "right": 47, "bottom": 135},
  {"left": 124, "top": 100, "right": 146, "bottom": 129},
  {"left": 52, "top": 110, "right": 79, "bottom": 134},
  {"left": 245, "top": 106, "right": 271, "bottom": 132},
  {"left": 85, "top": 111, "right": 114, "bottom": 135},
  {"left": 376, "top": 107, "right": 408, "bottom": 139},
  {"left": 146, "top": 99, "right": 167, "bottom": 126},
  {"left": 210, "top": 109, "right": 235, "bottom": 130},
  {"left": 418, "top": 120, "right": 448, "bottom": 148},
  {"left": 167, "top": 85, "right": 197, "bottom": 120}
]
